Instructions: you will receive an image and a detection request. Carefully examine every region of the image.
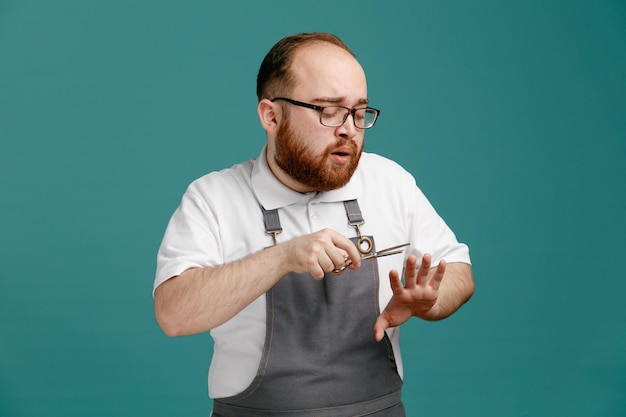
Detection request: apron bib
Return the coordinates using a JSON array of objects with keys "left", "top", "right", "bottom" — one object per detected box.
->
[{"left": 213, "top": 200, "right": 404, "bottom": 417}]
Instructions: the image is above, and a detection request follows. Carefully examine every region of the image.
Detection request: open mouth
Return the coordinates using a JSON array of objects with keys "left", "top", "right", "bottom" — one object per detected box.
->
[
  {"left": 331, "top": 146, "right": 353, "bottom": 157},
  {"left": 330, "top": 148, "right": 352, "bottom": 164}
]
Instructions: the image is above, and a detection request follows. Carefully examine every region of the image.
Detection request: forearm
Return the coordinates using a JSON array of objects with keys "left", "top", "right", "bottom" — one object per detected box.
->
[
  {"left": 419, "top": 262, "right": 474, "bottom": 321},
  {"left": 154, "top": 244, "right": 290, "bottom": 336}
]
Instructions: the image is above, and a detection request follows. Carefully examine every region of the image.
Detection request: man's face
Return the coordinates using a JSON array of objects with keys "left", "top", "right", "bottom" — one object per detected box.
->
[{"left": 266, "top": 42, "right": 369, "bottom": 193}]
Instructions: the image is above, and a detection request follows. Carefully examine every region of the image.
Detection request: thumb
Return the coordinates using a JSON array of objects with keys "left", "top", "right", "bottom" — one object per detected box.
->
[{"left": 373, "top": 315, "right": 389, "bottom": 342}]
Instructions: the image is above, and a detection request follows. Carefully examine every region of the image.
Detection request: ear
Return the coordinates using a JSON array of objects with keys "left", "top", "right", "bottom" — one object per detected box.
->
[{"left": 257, "top": 99, "right": 281, "bottom": 136}]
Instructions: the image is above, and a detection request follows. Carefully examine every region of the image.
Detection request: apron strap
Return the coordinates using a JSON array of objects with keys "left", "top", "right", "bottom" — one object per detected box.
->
[
  {"left": 343, "top": 199, "right": 373, "bottom": 254},
  {"left": 262, "top": 200, "right": 369, "bottom": 252},
  {"left": 343, "top": 199, "right": 364, "bottom": 226},
  {"left": 261, "top": 207, "right": 282, "bottom": 245}
]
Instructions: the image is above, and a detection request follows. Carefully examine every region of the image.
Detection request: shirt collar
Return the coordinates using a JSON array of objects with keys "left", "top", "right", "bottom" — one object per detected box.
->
[{"left": 252, "top": 146, "right": 360, "bottom": 210}]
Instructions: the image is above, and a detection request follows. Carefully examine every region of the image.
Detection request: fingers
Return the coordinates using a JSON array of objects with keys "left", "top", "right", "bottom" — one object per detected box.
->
[
  {"left": 291, "top": 229, "right": 362, "bottom": 279},
  {"left": 326, "top": 233, "right": 361, "bottom": 274},
  {"left": 388, "top": 268, "right": 404, "bottom": 293},
  {"left": 378, "top": 254, "right": 448, "bottom": 329},
  {"left": 416, "top": 253, "right": 432, "bottom": 285},
  {"left": 413, "top": 253, "right": 447, "bottom": 289},
  {"left": 403, "top": 255, "right": 419, "bottom": 288},
  {"left": 400, "top": 254, "right": 432, "bottom": 288},
  {"left": 429, "top": 259, "right": 446, "bottom": 291},
  {"left": 332, "top": 233, "right": 361, "bottom": 270}
]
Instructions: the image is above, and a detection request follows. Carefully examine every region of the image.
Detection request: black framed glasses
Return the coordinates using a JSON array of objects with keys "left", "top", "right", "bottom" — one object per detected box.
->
[{"left": 271, "top": 97, "right": 380, "bottom": 129}]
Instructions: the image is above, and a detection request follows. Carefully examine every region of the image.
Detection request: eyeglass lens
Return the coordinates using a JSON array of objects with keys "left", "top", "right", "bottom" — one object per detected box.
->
[{"left": 321, "top": 107, "right": 377, "bottom": 128}]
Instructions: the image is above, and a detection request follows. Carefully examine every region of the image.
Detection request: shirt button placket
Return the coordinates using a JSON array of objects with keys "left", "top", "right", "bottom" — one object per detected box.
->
[{"left": 308, "top": 203, "right": 318, "bottom": 231}]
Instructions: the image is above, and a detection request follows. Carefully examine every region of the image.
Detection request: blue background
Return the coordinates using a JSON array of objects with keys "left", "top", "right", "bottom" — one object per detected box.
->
[{"left": 1, "top": 1, "right": 625, "bottom": 416}]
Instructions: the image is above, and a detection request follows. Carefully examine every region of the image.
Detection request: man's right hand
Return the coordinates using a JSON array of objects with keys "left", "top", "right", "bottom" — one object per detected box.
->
[{"left": 282, "top": 228, "right": 362, "bottom": 280}]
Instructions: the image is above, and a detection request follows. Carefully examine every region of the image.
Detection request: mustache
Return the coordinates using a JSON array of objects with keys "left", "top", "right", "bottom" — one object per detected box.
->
[{"left": 327, "top": 139, "right": 358, "bottom": 153}]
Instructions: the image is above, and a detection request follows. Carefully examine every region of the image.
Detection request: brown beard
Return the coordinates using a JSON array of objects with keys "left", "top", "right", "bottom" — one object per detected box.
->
[{"left": 274, "top": 118, "right": 362, "bottom": 192}]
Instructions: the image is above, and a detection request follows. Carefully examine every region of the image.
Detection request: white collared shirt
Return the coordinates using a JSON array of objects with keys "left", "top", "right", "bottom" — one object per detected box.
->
[{"left": 155, "top": 146, "right": 471, "bottom": 398}]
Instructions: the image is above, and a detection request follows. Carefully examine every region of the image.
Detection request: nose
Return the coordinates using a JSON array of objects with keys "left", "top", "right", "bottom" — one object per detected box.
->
[{"left": 336, "top": 112, "right": 357, "bottom": 139}]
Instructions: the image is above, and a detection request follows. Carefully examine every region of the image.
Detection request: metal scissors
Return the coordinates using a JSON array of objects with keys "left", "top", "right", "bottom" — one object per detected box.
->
[{"left": 333, "top": 243, "right": 410, "bottom": 273}]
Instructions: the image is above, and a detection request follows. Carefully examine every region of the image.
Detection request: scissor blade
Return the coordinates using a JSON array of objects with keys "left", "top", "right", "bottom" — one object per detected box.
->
[
  {"left": 363, "top": 243, "right": 410, "bottom": 261},
  {"left": 380, "top": 242, "right": 410, "bottom": 253},
  {"left": 363, "top": 249, "right": 404, "bottom": 260}
]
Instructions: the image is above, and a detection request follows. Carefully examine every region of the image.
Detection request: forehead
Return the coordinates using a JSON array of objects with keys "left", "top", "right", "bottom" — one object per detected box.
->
[{"left": 290, "top": 42, "right": 367, "bottom": 102}]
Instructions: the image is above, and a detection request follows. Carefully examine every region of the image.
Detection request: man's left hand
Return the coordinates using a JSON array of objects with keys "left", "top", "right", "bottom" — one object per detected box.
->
[{"left": 373, "top": 253, "right": 446, "bottom": 342}]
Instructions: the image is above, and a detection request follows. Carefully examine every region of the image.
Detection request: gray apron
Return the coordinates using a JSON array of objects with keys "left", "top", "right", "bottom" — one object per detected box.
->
[{"left": 212, "top": 200, "right": 404, "bottom": 417}]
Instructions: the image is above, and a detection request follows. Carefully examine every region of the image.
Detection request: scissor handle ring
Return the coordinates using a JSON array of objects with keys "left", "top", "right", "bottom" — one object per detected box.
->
[{"left": 357, "top": 236, "right": 373, "bottom": 255}]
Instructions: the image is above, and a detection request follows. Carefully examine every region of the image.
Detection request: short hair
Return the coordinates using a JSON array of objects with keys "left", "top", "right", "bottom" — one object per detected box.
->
[{"left": 256, "top": 32, "right": 355, "bottom": 102}]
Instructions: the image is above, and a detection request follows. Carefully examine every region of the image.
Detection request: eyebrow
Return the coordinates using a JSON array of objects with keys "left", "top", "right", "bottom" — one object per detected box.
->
[{"left": 313, "top": 97, "right": 369, "bottom": 106}]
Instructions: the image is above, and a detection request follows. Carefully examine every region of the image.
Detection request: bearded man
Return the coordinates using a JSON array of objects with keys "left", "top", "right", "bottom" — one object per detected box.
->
[{"left": 154, "top": 32, "right": 474, "bottom": 417}]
